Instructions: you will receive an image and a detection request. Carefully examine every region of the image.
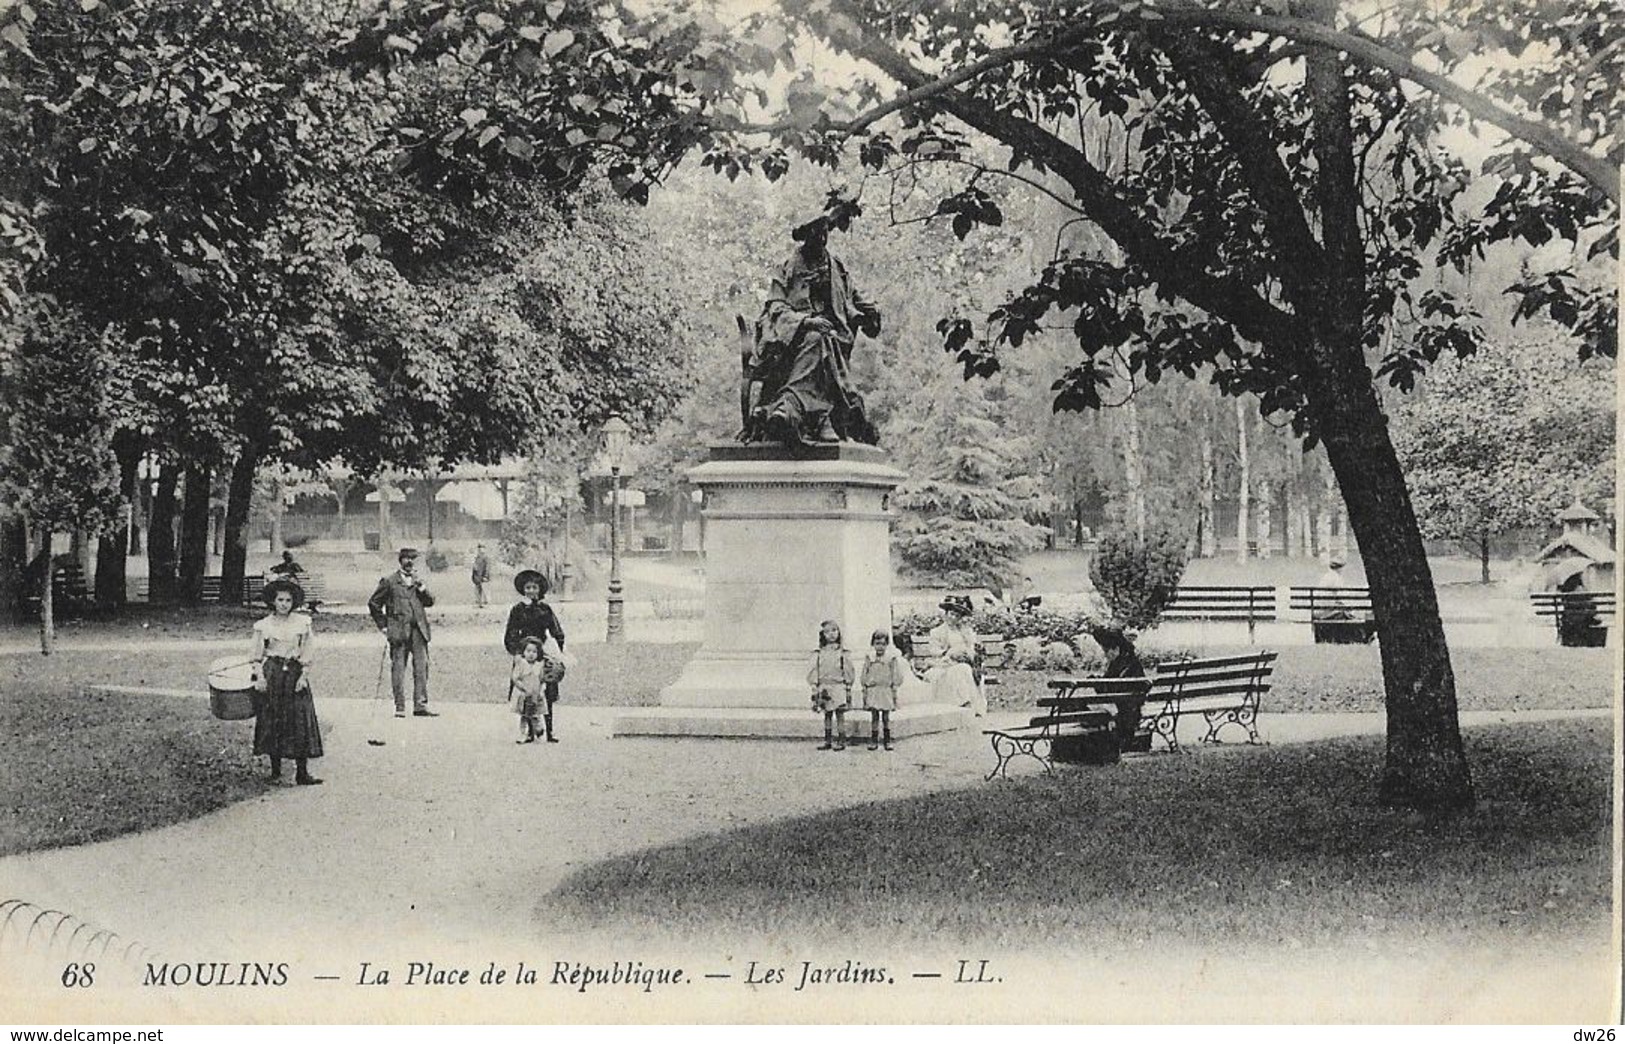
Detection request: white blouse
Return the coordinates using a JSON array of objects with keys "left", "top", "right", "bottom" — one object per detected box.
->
[{"left": 254, "top": 612, "right": 312, "bottom": 662}]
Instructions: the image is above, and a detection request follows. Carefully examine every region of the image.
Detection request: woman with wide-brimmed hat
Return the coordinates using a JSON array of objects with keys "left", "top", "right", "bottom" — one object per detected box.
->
[
  {"left": 502, "top": 569, "right": 566, "bottom": 742},
  {"left": 251, "top": 578, "right": 324, "bottom": 784},
  {"left": 926, "top": 594, "right": 984, "bottom": 717}
]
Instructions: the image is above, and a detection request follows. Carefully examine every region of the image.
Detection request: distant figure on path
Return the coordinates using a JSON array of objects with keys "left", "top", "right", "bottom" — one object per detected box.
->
[
  {"left": 471, "top": 543, "right": 492, "bottom": 607},
  {"left": 251, "top": 579, "right": 323, "bottom": 785},
  {"left": 504, "top": 569, "right": 566, "bottom": 742},
  {"left": 368, "top": 547, "right": 437, "bottom": 718}
]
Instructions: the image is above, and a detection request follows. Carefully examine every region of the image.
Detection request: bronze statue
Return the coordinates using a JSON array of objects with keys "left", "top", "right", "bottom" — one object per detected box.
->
[{"left": 739, "top": 216, "right": 881, "bottom": 446}]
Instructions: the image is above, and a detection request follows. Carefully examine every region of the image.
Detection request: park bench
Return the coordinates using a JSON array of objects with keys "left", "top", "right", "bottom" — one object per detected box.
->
[
  {"left": 984, "top": 650, "right": 1278, "bottom": 779},
  {"left": 1530, "top": 591, "right": 1615, "bottom": 646},
  {"left": 134, "top": 575, "right": 223, "bottom": 603},
  {"left": 1289, "top": 586, "right": 1376, "bottom": 643},
  {"left": 1162, "top": 585, "right": 1277, "bottom": 641},
  {"left": 982, "top": 678, "right": 1139, "bottom": 780},
  {"left": 21, "top": 561, "right": 91, "bottom": 614},
  {"left": 904, "top": 631, "right": 1007, "bottom": 687},
  {"left": 243, "top": 571, "right": 329, "bottom": 612}
]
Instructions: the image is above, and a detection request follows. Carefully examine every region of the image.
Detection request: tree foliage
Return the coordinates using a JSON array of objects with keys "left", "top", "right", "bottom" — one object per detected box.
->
[
  {"left": 1087, "top": 526, "right": 1189, "bottom": 632},
  {"left": 1392, "top": 338, "right": 1615, "bottom": 563},
  {"left": 892, "top": 388, "right": 1046, "bottom": 592}
]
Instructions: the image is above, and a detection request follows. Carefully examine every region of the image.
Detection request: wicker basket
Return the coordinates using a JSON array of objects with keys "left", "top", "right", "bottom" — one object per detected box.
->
[
  {"left": 209, "top": 686, "right": 257, "bottom": 721},
  {"left": 207, "top": 656, "right": 258, "bottom": 721}
]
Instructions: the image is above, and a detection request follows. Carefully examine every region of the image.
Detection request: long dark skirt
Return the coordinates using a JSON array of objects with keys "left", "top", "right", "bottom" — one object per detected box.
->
[{"left": 253, "top": 657, "right": 323, "bottom": 759}]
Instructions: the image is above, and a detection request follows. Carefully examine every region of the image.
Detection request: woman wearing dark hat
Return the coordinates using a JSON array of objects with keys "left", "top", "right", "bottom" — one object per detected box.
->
[
  {"left": 927, "top": 594, "right": 984, "bottom": 717},
  {"left": 250, "top": 579, "right": 323, "bottom": 785},
  {"left": 503, "top": 569, "right": 566, "bottom": 742},
  {"left": 1089, "top": 625, "right": 1150, "bottom": 753}
]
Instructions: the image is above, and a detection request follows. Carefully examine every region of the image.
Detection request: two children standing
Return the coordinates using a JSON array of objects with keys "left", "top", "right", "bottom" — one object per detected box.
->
[{"left": 809, "top": 620, "right": 907, "bottom": 752}]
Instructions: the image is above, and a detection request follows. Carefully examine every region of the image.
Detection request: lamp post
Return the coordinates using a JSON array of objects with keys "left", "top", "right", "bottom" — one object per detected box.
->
[{"left": 602, "top": 415, "right": 631, "bottom": 644}]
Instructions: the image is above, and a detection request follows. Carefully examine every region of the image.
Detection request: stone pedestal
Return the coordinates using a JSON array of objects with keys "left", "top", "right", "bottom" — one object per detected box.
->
[{"left": 611, "top": 444, "right": 971, "bottom": 740}]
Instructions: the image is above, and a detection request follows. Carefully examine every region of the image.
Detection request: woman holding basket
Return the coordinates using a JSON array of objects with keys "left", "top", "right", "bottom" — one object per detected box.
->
[{"left": 251, "top": 578, "right": 324, "bottom": 785}]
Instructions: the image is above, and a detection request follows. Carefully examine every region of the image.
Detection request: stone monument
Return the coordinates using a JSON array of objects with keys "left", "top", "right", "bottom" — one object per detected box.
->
[{"left": 611, "top": 216, "right": 971, "bottom": 740}]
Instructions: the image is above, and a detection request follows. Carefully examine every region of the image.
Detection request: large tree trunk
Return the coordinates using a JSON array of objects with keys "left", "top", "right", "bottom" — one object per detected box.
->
[
  {"left": 94, "top": 440, "right": 141, "bottom": 605},
  {"left": 0, "top": 515, "right": 24, "bottom": 624},
  {"left": 221, "top": 444, "right": 259, "bottom": 606},
  {"left": 1234, "top": 397, "right": 1251, "bottom": 562},
  {"left": 178, "top": 463, "right": 212, "bottom": 604},
  {"left": 147, "top": 464, "right": 179, "bottom": 604},
  {"left": 1478, "top": 529, "right": 1492, "bottom": 584},
  {"left": 1305, "top": 25, "right": 1471, "bottom": 811}
]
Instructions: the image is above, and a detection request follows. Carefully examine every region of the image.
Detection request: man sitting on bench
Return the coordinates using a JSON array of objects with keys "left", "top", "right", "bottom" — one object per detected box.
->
[{"left": 1089, "top": 624, "right": 1150, "bottom": 754}]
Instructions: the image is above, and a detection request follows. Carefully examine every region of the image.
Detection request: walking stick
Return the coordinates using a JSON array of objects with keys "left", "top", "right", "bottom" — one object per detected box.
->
[{"left": 366, "top": 641, "right": 389, "bottom": 747}]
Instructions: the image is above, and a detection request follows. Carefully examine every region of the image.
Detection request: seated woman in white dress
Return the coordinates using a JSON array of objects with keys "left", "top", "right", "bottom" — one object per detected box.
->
[{"left": 927, "top": 594, "right": 985, "bottom": 717}]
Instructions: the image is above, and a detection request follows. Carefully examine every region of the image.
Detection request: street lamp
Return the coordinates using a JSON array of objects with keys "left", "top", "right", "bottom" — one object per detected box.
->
[{"left": 601, "top": 415, "right": 631, "bottom": 643}]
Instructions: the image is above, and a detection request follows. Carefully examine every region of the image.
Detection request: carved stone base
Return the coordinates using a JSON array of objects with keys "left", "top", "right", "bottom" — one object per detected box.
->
[{"left": 609, "top": 445, "right": 968, "bottom": 740}]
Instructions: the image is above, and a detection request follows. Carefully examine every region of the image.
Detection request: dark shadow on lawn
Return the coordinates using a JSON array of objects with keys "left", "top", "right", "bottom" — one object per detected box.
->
[{"left": 548, "top": 720, "right": 1612, "bottom": 949}]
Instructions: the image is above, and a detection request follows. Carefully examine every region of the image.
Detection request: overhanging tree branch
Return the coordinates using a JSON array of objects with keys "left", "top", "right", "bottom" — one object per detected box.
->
[
  {"left": 736, "top": 1, "right": 1619, "bottom": 206},
  {"left": 827, "top": 21, "right": 1307, "bottom": 357}
]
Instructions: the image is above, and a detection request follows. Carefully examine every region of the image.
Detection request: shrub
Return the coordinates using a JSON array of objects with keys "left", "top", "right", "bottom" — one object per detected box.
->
[{"left": 1087, "top": 527, "right": 1189, "bottom": 631}]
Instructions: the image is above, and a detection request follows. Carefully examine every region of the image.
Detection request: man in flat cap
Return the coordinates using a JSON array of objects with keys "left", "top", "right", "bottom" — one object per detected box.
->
[{"left": 368, "top": 546, "right": 438, "bottom": 717}]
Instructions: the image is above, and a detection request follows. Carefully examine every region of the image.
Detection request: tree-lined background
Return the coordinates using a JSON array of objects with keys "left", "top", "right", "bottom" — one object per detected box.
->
[{"left": 1, "top": 0, "right": 1617, "bottom": 810}]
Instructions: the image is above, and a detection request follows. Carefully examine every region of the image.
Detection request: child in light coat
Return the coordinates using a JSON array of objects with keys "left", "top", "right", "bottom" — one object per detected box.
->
[
  {"left": 861, "top": 629, "right": 907, "bottom": 751},
  {"left": 508, "top": 635, "right": 547, "bottom": 743},
  {"left": 808, "top": 619, "right": 856, "bottom": 751}
]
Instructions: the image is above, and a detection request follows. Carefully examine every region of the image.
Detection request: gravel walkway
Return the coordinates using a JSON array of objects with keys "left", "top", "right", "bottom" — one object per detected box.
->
[{"left": 0, "top": 702, "right": 1611, "bottom": 1022}]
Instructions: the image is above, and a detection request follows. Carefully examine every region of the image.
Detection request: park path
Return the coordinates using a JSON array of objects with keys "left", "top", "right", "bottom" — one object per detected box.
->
[{"left": 1, "top": 701, "right": 1607, "bottom": 964}]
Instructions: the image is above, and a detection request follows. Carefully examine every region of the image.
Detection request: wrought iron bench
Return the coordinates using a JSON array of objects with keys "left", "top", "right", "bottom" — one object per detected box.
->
[
  {"left": 984, "top": 651, "right": 1279, "bottom": 778},
  {"left": 1163, "top": 585, "right": 1277, "bottom": 641},
  {"left": 982, "top": 678, "right": 1141, "bottom": 780},
  {"left": 1289, "top": 586, "right": 1375, "bottom": 643}
]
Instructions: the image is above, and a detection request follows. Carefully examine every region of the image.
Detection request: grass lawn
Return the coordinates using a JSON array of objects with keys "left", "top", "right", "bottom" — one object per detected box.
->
[
  {"left": 548, "top": 718, "right": 1613, "bottom": 949},
  {"left": 0, "top": 685, "right": 270, "bottom": 858}
]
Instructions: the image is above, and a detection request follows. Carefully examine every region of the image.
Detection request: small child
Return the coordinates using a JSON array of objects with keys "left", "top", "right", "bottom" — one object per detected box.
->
[
  {"left": 808, "top": 619, "right": 856, "bottom": 751},
  {"left": 509, "top": 635, "right": 547, "bottom": 743},
  {"left": 861, "top": 629, "right": 906, "bottom": 751}
]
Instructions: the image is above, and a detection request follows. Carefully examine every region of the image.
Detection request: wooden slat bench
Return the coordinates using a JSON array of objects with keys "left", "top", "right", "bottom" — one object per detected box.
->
[
  {"left": 982, "top": 678, "right": 1135, "bottom": 780},
  {"left": 244, "top": 572, "right": 329, "bottom": 612},
  {"left": 22, "top": 562, "right": 91, "bottom": 614},
  {"left": 135, "top": 575, "right": 224, "bottom": 603},
  {"left": 1163, "top": 585, "right": 1277, "bottom": 641},
  {"left": 1149, "top": 651, "right": 1279, "bottom": 751},
  {"left": 1530, "top": 591, "right": 1615, "bottom": 646},
  {"left": 987, "top": 650, "right": 1279, "bottom": 777},
  {"left": 1289, "top": 586, "right": 1376, "bottom": 643}
]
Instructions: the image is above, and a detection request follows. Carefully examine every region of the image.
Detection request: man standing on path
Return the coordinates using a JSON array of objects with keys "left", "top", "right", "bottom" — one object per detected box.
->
[
  {"left": 368, "top": 547, "right": 438, "bottom": 718},
  {"left": 470, "top": 543, "right": 491, "bottom": 608}
]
